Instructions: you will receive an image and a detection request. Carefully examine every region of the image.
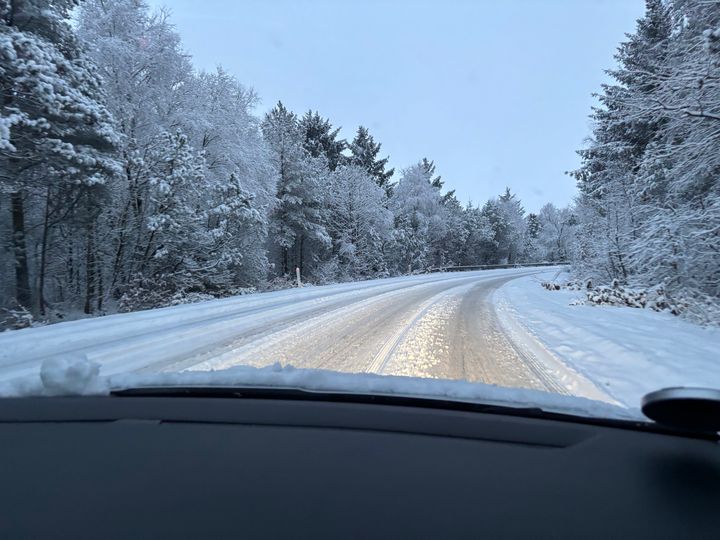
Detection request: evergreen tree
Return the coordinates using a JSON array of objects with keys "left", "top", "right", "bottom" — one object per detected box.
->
[
  {"left": 497, "top": 188, "right": 526, "bottom": 264},
  {"left": 571, "top": 0, "right": 672, "bottom": 281},
  {"left": 348, "top": 126, "right": 394, "bottom": 196},
  {"left": 572, "top": 0, "right": 720, "bottom": 319},
  {"left": 462, "top": 204, "right": 496, "bottom": 265},
  {"left": 262, "top": 102, "right": 330, "bottom": 276},
  {"left": 435, "top": 192, "right": 467, "bottom": 266},
  {"left": 421, "top": 157, "right": 444, "bottom": 190},
  {"left": 324, "top": 165, "right": 393, "bottom": 278},
  {"left": 299, "top": 110, "right": 346, "bottom": 171},
  {"left": 389, "top": 162, "right": 445, "bottom": 272},
  {"left": 1, "top": 0, "right": 121, "bottom": 313},
  {"left": 524, "top": 212, "right": 541, "bottom": 261}
]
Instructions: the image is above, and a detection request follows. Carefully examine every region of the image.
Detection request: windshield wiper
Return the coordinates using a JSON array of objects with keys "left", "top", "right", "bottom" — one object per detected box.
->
[{"left": 111, "top": 385, "right": 719, "bottom": 441}]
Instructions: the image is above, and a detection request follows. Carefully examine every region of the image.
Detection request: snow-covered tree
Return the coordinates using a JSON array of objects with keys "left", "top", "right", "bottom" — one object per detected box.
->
[
  {"left": 348, "top": 126, "right": 394, "bottom": 197},
  {"left": 496, "top": 188, "right": 526, "bottom": 264},
  {"left": 436, "top": 192, "right": 469, "bottom": 267},
  {"left": 523, "top": 212, "right": 542, "bottom": 261},
  {"left": 535, "top": 203, "right": 576, "bottom": 262},
  {"left": 389, "top": 162, "right": 445, "bottom": 272},
  {"left": 299, "top": 111, "right": 346, "bottom": 171},
  {"left": 184, "top": 68, "right": 276, "bottom": 286},
  {"left": 474, "top": 189, "right": 526, "bottom": 265},
  {"left": 262, "top": 102, "right": 330, "bottom": 276},
  {"left": 460, "top": 204, "right": 494, "bottom": 265},
  {"left": 571, "top": 0, "right": 672, "bottom": 281},
  {"left": 76, "top": 0, "right": 197, "bottom": 307},
  {"left": 1, "top": 0, "right": 121, "bottom": 314},
  {"left": 324, "top": 165, "right": 393, "bottom": 278},
  {"left": 572, "top": 0, "right": 720, "bottom": 319}
]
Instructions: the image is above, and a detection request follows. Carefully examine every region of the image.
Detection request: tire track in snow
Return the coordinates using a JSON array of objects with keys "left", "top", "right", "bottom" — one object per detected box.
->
[
  {"left": 180, "top": 274, "right": 486, "bottom": 373},
  {"left": 364, "top": 282, "right": 477, "bottom": 374}
]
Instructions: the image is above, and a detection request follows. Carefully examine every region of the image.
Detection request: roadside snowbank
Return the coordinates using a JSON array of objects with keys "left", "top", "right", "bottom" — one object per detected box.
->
[
  {"left": 0, "top": 356, "right": 640, "bottom": 421},
  {"left": 495, "top": 272, "right": 720, "bottom": 408}
]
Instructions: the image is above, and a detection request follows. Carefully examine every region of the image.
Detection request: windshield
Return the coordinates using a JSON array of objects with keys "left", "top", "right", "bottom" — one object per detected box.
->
[{"left": 1, "top": 0, "right": 718, "bottom": 422}]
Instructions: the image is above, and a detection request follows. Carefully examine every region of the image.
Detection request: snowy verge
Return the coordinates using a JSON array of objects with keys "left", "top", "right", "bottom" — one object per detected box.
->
[
  {"left": 495, "top": 271, "right": 720, "bottom": 408},
  {"left": 0, "top": 356, "right": 640, "bottom": 421}
]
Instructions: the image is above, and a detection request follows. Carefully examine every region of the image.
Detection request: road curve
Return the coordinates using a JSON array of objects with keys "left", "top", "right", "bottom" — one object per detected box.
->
[
  {"left": 0, "top": 268, "right": 574, "bottom": 395},
  {"left": 181, "top": 269, "right": 565, "bottom": 394}
]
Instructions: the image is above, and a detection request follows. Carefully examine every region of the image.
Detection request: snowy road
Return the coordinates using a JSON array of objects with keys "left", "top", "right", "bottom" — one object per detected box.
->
[
  {"left": 0, "top": 268, "right": 604, "bottom": 397},
  {"left": 179, "top": 269, "right": 563, "bottom": 393}
]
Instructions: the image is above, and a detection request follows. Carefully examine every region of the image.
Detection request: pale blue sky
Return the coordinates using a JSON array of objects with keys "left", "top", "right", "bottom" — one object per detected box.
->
[{"left": 153, "top": 0, "right": 645, "bottom": 211}]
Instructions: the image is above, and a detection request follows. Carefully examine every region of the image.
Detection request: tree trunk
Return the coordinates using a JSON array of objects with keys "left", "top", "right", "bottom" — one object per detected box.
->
[
  {"left": 11, "top": 191, "right": 32, "bottom": 309},
  {"left": 84, "top": 223, "right": 96, "bottom": 314},
  {"left": 298, "top": 234, "right": 305, "bottom": 274},
  {"left": 97, "top": 264, "right": 104, "bottom": 312},
  {"left": 38, "top": 187, "right": 52, "bottom": 315},
  {"left": 67, "top": 240, "right": 75, "bottom": 297},
  {"left": 109, "top": 198, "right": 131, "bottom": 295}
]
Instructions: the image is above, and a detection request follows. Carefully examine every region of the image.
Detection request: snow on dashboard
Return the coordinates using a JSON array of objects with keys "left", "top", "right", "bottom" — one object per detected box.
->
[{"left": 0, "top": 355, "right": 641, "bottom": 422}]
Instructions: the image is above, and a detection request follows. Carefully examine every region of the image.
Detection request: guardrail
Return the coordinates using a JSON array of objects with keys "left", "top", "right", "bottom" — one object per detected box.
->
[{"left": 426, "top": 262, "right": 569, "bottom": 273}]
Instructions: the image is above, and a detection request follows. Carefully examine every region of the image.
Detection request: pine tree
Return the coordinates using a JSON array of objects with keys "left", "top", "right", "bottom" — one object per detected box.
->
[
  {"left": 324, "top": 165, "right": 393, "bottom": 278},
  {"left": 262, "top": 102, "right": 330, "bottom": 276},
  {"left": 389, "top": 162, "right": 445, "bottom": 272},
  {"left": 462, "top": 204, "right": 496, "bottom": 265},
  {"left": 421, "top": 158, "right": 444, "bottom": 190},
  {"left": 299, "top": 111, "right": 346, "bottom": 171},
  {"left": 435, "top": 192, "right": 467, "bottom": 266},
  {"left": 348, "top": 126, "right": 394, "bottom": 197},
  {"left": 1, "top": 0, "right": 121, "bottom": 313},
  {"left": 572, "top": 0, "right": 720, "bottom": 319},
  {"left": 571, "top": 0, "right": 672, "bottom": 282},
  {"left": 496, "top": 188, "right": 526, "bottom": 264},
  {"left": 524, "top": 212, "right": 541, "bottom": 261}
]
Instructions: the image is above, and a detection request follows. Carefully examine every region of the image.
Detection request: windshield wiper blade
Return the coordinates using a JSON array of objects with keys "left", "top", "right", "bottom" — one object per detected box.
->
[
  {"left": 110, "top": 385, "right": 718, "bottom": 440},
  {"left": 112, "top": 385, "right": 545, "bottom": 414}
]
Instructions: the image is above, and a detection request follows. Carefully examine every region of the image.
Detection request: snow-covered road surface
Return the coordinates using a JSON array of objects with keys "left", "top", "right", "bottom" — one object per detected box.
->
[{"left": 0, "top": 268, "right": 611, "bottom": 401}]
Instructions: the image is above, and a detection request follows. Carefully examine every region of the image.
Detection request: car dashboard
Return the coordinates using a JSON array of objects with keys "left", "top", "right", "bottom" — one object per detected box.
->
[{"left": 0, "top": 393, "right": 718, "bottom": 539}]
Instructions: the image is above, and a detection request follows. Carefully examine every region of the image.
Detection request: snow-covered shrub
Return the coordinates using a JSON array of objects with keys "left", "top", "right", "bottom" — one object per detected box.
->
[
  {"left": 225, "top": 287, "right": 257, "bottom": 297},
  {"left": 582, "top": 280, "right": 695, "bottom": 316},
  {"left": 311, "top": 258, "right": 344, "bottom": 285},
  {"left": 116, "top": 275, "right": 257, "bottom": 313},
  {"left": 262, "top": 276, "right": 298, "bottom": 292},
  {"left": 118, "top": 275, "right": 169, "bottom": 312},
  {"left": 681, "top": 295, "right": 720, "bottom": 326},
  {"left": 167, "top": 291, "right": 216, "bottom": 306},
  {"left": 541, "top": 282, "right": 561, "bottom": 291},
  {"left": 0, "top": 305, "right": 38, "bottom": 331},
  {"left": 540, "top": 279, "right": 702, "bottom": 320},
  {"left": 541, "top": 279, "right": 591, "bottom": 292},
  {"left": 585, "top": 281, "right": 653, "bottom": 309}
]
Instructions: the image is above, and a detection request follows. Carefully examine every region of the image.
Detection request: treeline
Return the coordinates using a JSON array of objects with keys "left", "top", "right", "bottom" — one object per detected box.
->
[
  {"left": 1, "top": 0, "right": 572, "bottom": 327},
  {"left": 571, "top": 0, "right": 720, "bottom": 321}
]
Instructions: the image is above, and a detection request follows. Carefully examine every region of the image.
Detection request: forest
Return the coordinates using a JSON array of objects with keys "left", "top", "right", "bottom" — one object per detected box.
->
[{"left": 1, "top": 0, "right": 717, "bottom": 327}]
